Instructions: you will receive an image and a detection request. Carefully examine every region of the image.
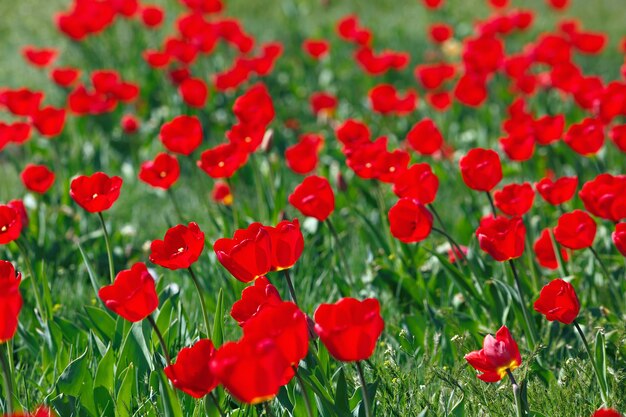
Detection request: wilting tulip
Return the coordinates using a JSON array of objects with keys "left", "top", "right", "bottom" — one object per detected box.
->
[
  {"left": 476, "top": 215, "right": 525, "bottom": 261},
  {"left": 553, "top": 210, "right": 596, "bottom": 250},
  {"left": 494, "top": 182, "right": 535, "bottom": 216},
  {"left": 288, "top": 175, "right": 335, "bottom": 221},
  {"left": 214, "top": 223, "right": 272, "bottom": 283},
  {"left": 98, "top": 263, "right": 158, "bottom": 322},
  {"left": 139, "top": 153, "right": 180, "bottom": 190},
  {"left": 464, "top": 325, "right": 522, "bottom": 382},
  {"left": 165, "top": 339, "right": 219, "bottom": 398},
  {"left": 314, "top": 297, "right": 384, "bottom": 362},
  {"left": 388, "top": 198, "right": 433, "bottom": 243},
  {"left": 533, "top": 279, "right": 580, "bottom": 324},
  {"left": 231, "top": 277, "right": 282, "bottom": 326},
  {"left": 149, "top": 222, "right": 205, "bottom": 270},
  {"left": 69, "top": 172, "right": 123, "bottom": 213},
  {"left": 459, "top": 148, "right": 502, "bottom": 192},
  {"left": 533, "top": 228, "right": 569, "bottom": 270},
  {"left": 0, "top": 261, "right": 22, "bottom": 342},
  {"left": 20, "top": 164, "right": 55, "bottom": 194}
]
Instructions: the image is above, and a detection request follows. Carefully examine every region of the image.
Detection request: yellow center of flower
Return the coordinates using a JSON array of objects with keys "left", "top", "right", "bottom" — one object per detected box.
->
[
  {"left": 496, "top": 359, "right": 521, "bottom": 379},
  {"left": 159, "top": 171, "right": 167, "bottom": 178},
  {"left": 92, "top": 193, "right": 98, "bottom": 199},
  {"left": 244, "top": 136, "right": 252, "bottom": 143},
  {"left": 223, "top": 194, "right": 233, "bottom": 206},
  {"left": 177, "top": 247, "right": 184, "bottom": 253},
  {"left": 389, "top": 166, "right": 396, "bottom": 172},
  {"left": 365, "top": 162, "right": 372, "bottom": 168},
  {"left": 0, "top": 226, "right": 6, "bottom": 232},
  {"left": 218, "top": 161, "right": 225, "bottom": 168}
]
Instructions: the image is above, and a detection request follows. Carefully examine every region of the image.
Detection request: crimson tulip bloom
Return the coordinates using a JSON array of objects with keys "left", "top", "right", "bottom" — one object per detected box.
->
[
  {"left": 20, "top": 164, "right": 55, "bottom": 194},
  {"left": 32, "top": 106, "right": 66, "bottom": 137},
  {"left": 149, "top": 222, "right": 205, "bottom": 270},
  {"left": 121, "top": 114, "right": 139, "bottom": 133},
  {"left": 210, "top": 334, "right": 294, "bottom": 404},
  {"left": 139, "top": 153, "right": 180, "bottom": 190},
  {"left": 159, "top": 115, "right": 203, "bottom": 156},
  {"left": 140, "top": 5, "right": 164, "bottom": 28},
  {"left": 285, "top": 133, "right": 324, "bottom": 175},
  {"left": 164, "top": 339, "right": 219, "bottom": 398},
  {"left": 265, "top": 219, "right": 304, "bottom": 271},
  {"left": 476, "top": 216, "right": 525, "bottom": 261},
  {"left": 592, "top": 409, "right": 623, "bottom": 417},
  {"left": 493, "top": 182, "right": 535, "bottom": 216},
  {"left": 302, "top": 39, "right": 330, "bottom": 59},
  {"left": 388, "top": 198, "right": 433, "bottom": 243},
  {"left": 459, "top": 148, "right": 502, "bottom": 192},
  {"left": 406, "top": 118, "right": 443, "bottom": 155},
  {"left": 368, "top": 84, "right": 417, "bottom": 115},
  {"left": 22, "top": 46, "right": 57, "bottom": 67},
  {"left": 553, "top": 210, "right": 596, "bottom": 250},
  {"left": 69, "top": 172, "right": 123, "bottom": 213},
  {"left": 179, "top": 78, "right": 208, "bottom": 108},
  {"left": 8, "top": 200, "right": 28, "bottom": 229},
  {"left": 535, "top": 176, "right": 578, "bottom": 206},
  {"left": 533, "top": 229, "right": 569, "bottom": 270},
  {"left": 392, "top": 163, "right": 439, "bottom": 204},
  {"left": 232, "top": 83, "right": 275, "bottom": 129},
  {"left": 465, "top": 325, "right": 522, "bottom": 382},
  {"left": 613, "top": 223, "right": 626, "bottom": 257},
  {"left": 564, "top": 118, "right": 604, "bottom": 156},
  {"left": 197, "top": 142, "right": 249, "bottom": 179},
  {"left": 231, "top": 277, "right": 282, "bottom": 326},
  {"left": 212, "top": 181, "right": 233, "bottom": 205},
  {"left": 288, "top": 175, "right": 335, "bottom": 221},
  {"left": 98, "top": 263, "right": 158, "bottom": 322},
  {"left": 414, "top": 63, "right": 456, "bottom": 90},
  {"left": 533, "top": 279, "right": 580, "bottom": 324},
  {"left": 50, "top": 67, "right": 80, "bottom": 87},
  {"left": 243, "top": 301, "right": 309, "bottom": 366},
  {"left": 0, "top": 260, "right": 22, "bottom": 342},
  {"left": 579, "top": 174, "right": 626, "bottom": 222},
  {"left": 314, "top": 298, "right": 384, "bottom": 362},
  {"left": 214, "top": 223, "right": 272, "bottom": 283},
  {"left": 310, "top": 92, "right": 338, "bottom": 117}
]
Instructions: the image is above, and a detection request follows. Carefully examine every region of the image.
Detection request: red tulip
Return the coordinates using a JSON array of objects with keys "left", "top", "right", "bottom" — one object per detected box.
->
[
  {"left": 121, "top": 114, "right": 140, "bottom": 133},
  {"left": 50, "top": 67, "right": 80, "bottom": 87},
  {"left": 564, "top": 118, "right": 604, "bottom": 156},
  {"left": 232, "top": 83, "right": 275, "bottom": 129},
  {"left": 98, "top": 263, "right": 158, "bottom": 322},
  {"left": 535, "top": 176, "right": 577, "bottom": 206},
  {"left": 533, "top": 229, "right": 569, "bottom": 270},
  {"left": 494, "top": 182, "right": 535, "bottom": 216},
  {"left": 288, "top": 175, "right": 335, "bottom": 221},
  {"left": 160, "top": 115, "right": 203, "bottom": 156},
  {"left": 429, "top": 23, "right": 453, "bottom": 43},
  {"left": 553, "top": 210, "right": 596, "bottom": 250},
  {"left": 547, "top": 0, "right": 569, "bottom": 9},
  {"left": 265, "top": 219, "right": 304, "bottom": 271},
  {"left": 388, "top": 198, "right": 433, "bottom": 243},
  {"left": 0, "top": 260, "right": 22, "bottom": 342},
  {"left": 459, "top": 148, "right": 502, "bottom": 192},
  {"left": 534, "top": 114, "right": 565, "bottom": 145},
  {"left": 210, "top": 334, "right": 293, "bottom": 404},
  {"left": 613, "top": 223, "right": 626, "bottom": 257},
  {"left": 335, "top": 119, "right": 371, "bottom": 151},
  {"left": 454, "top": 73, "right": 488, "bottom": 107},
  {"left": 214, "top": 223, "right": 272, "bottom": 283},
  {"left": 302, "top": 39, "right": 330, "bottom": 59},
  {"left": 143, "top": 50, "right": 171, "bottom": 68},
  {"left": 464, "top": 325, "right": 522, "bottom": 382},
  {"left": 609, "top": 125, "right": 626, "bottom": 153},
  {"left": 32, "top": 106, "right": 66, "bottom": 137},
  {"left": 197, "top": 142, "right": 249, "bottom": 178},
  {"left": 7, "top": 200, "right": 28, "bottom": 229},
  {"left": 149, "top": 222, "right": 205, "bottom": 270},
  {"left": 212, "top": 181, "right": 233, "bottom": 205},
  {"left": 22, "top": 46, "right": 57, "bottom": 67},
  {"left": 369, "top": 84, "right": 417, "bottom": 115},
  {"left": 592, "top": 409, "right": 623, "bottom": 417},
  {"left": 533, "top": 279, "right": 580, "bottom": 324},
  {"left": 406, "top": 118, "right": 444, "bottom": 155},
  {"left": 414, "top": 63, "right": 456, "bottom": 90},
  {"left": 422, "top": 0, "right": 444, "bottom": 8},
  {"left": 336, "top": 15, "right": 372, "bottom": 46},
  {"left": 0, "top": 205, "right": 22, "bottom": 244},
  {"left": 164, "top": 339, "right": 219, "bottom": 398},
  {"left": 243, "top": 301, "right": 309, "bottom": 366},
  {"left": 3, "top": 88, "right": 43, "bottom": 117},
  {"left": 285, "top": 133, "right": 324, "bottom": 175},
  {"left": 231, "top": 277, "right": 282, "bottom": 326},
  {"left": 179, "top": 78, "right": 208, "bottom": 108},
  {"left": 0, "top": 122, "right": 32, "bottom": 146},
  {"left": 69, "top": 172, "right": 122, "bottom": 213},
  {"left": 392, "top": 163, "right": 439, "bottom": 204},
  {"left": 579, "top": 174, "right": 626, "bottom": 222},
  {"left": 141, "top": 5, "right": 164, "bottom": 28},
  {"left": 476, "top": 215, "right": 525, "bottom": 261},
  {"left": 20, "top": 164, "right": 55, "bottom": 194},
  {"left": 310, "top": 92, "right": 338, "bottom": 117},
  {"left": 139, "top": 153, "right": 180, "bottom": 190},
  {"left": 314, "top": 298, "right": 384, "bottom": 362},
  {"left": 180, "top": 0, "right": 223, "bottom": 14}
]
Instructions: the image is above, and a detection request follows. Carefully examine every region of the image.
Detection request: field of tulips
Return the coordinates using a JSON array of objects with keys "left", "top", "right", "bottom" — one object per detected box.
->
[{"left": 1, "top": 0, "right": 626, "bottom": 416}]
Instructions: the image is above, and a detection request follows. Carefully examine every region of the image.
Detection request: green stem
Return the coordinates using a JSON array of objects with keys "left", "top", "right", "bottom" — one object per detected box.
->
[
  {"left": 325, "top": 218, "right": 355, "bottom": 286},
  {"left": 294, "top": 368, "right": 314, "bottom": 417},
  {"left": 0, "top": 344, "right": 13, "bottom": 414},
  {"left": 188, "top": 266, "right": 212, "bottom": 337},
  {"left": 548, "top": 229, "right": 569, "bottom": 277},
  {"left": 283, "top": 269, "right": 299, "bottom": 306},
  {"left": 356, "top": 361, "right": 372, "bottom": 417},
  {"left": 208, "top": 392, "right": 226, "bottom": 417},
  {"left": 97, "top": 212, "right": 115, "bottom": 284},
  {"left": 506, "top": 369, "right": 525, "bottom": 417},
  {"left": 147, "top": 315, "right": 171, "bottom": 365},
  {"left": 589, "top": 246, "right": 611, "bottom": 281},
  {"left": 15, "top": 240, "right": 47, "bottom": 322},
  {"left": 485, "top": 191, "right": 498, "bottom": 216},
  {"left": 167, "top": 188, "right": 186, "bottom": 224},
  {"left": 573, "top": 321, "right": 609, "bottom": 405},
  {"left": 508, "top": 260, "right": 537, "bottom": 350}
]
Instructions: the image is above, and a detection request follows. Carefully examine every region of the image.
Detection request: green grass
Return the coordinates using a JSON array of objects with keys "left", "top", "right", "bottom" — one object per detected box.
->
[{"left": 1, "top": 0, "right": 626, "bottom": 416}]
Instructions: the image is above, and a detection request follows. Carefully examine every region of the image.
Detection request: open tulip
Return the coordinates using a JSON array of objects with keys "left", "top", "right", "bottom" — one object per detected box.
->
[
  {"left": 98, "top": 263, "right": 158, "bottom": 322},
  {"left": 164, "top": 339, "right": 219, "bottom": 398},
  {"left": 231, "top": 277, "right": 282, "bottom": 326},
  {"left": 0, "top": 205, "right": 23, "bottom": 245},
  {"left": 265, "top": 219, "right": 304, "bottom": 271},
  {"left": 139, "top": 153, "right": 180, "bottom": 190},
  {"left": 533, "top": 228, "right": 569, "bottom": 270},
  {"left": 535, "top": 176, "right": 578, "bottom": 206},
  {"left": 69, "top": 172, "right": 122, "bottom": 213},
  {"left": 149, "top": 222, "right": 205, "bottom": 270},
  {"left": 553, "top": 210, "right": 596, "bottom": 250},
  {"left": 159, "top": 115, "right": 203, "bottom": 156},
  {"left": 613, "top": 223, "right": 626, "bottom": 256},
  {"left": 20, "top": 164, "right": 55, "bottom": 194},
  {"left": 464, "top": 325, "right": 522, "bottom": 382},
  {"left": 214, "top": 223, "right": 272, "bottom": 283},
  {"left": 476, "top": 215, "right": 525, "bottom": 261}
]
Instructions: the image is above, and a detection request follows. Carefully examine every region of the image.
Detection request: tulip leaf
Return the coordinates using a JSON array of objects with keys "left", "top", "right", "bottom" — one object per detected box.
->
[
  {"left": 94, "top": 344, "right": 115, "bottom": 393},
  {"left": 83, "top": 306, "right": 116, "bottom": 343},
  {"left": 594, "top": 330, "right": 610, "bottom": 400},
  {"left": 116, "top": 364, "right": 135, "bottom": 417},
  {"left": 334, "top": 368, "right": 351, "bottom": 414},
  {"left": 212, "top": 288, "right": 224, "bottom": 347},
  {"left": 57, "top": 347, "right": 90, "bottom": 397}
]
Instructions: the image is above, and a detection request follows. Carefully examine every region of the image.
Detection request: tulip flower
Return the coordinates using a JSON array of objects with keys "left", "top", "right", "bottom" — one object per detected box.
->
[
  {"left": 392, "top": 163, "right": 439, "bottom": 204},
  {"left": 213, "top": 223, "right": 272, "bottom": 283},
  {"left": 149, "top": 223, "right": 205, "bottom": 270},
  {"left": 139, "top": 153, "right": 180, "bottom": 190},
  {"left": 406, "top": 118, "right": 444, "bottom": 155},
  {"left": 465, "top": 325, "right": 522, "bottom": 383},
  {"left": 533, "top": 228, "right": 569, "bottom": 270},
  {"left": 164, "top": 339, "right": 219, "bottom": 398},
  {"left": 231, "top": 277, "right": 282, "bottom": 326},
  {"left": 535, "top": 176, "right": 578, "bottom": 206},
  {"left": 98, "top": 263, "right": 158, "bottom": 323},
  {"left": 533, "top": 279, "right": 580, "bottom": 324},
  {"left": 459, "top": 148, "right": 502, "bottom": 192},
  {"left": 579, "top": 174, "right": 626, "bottom": 222},
  {"left": 592, "top": 409, "right": 623, "bottom": 417},
  {"left": 494, "top": 183, "right": 535, "bottom": 216},
  {"left": 159, "top": 115, "right": 203, "bottom": 156},
  {"left": 476, "top": 215, "right": 525, "bottom": 261},
  {"left": 20, "top": 164, "right": 55, "bottom": 194},
  {"left": 613, "top": 223, "right": 626, "bottom": 256},
  {"left": 0, "top": 261, "right": 22, "bottom": 343},
  {"left": 388, "top": 198, "right": 433, "bottom": 243},
  {"left": 69, "top": 172, "right": 122, "bottom": 213},
  {"left": 0, "top": 205, "right": 23, "bottom": 245},
  {"left": 288, "top": 175, "right": 335, "bottom": 222},
  {"left": 553, "top": 210, "right": 596, "bottom": 250}
]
